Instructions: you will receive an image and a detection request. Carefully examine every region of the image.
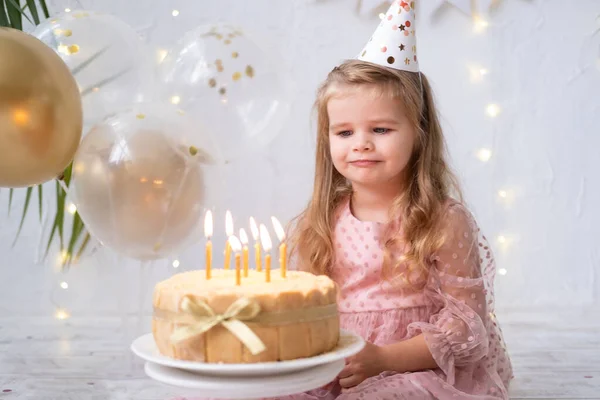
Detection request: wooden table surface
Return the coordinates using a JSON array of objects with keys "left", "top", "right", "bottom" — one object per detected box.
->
[{"left": 1, "top": 309, "right": 599, "bottom": 399}]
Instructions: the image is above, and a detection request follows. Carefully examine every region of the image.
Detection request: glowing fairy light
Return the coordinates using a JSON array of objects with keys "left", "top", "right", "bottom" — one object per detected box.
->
[
  {"left": 476, "top": 148, "right": 492, "bottom": 162},
  {"left": 486, "top": 104, "right": 501, "bottom": 118}
]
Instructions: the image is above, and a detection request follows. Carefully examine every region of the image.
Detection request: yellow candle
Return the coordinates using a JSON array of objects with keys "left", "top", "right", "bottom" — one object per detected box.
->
[
  {"left": 243, "top": 245, "right": 249, "bottom": 277},
  {"left": 259, "top": 224, "right": 272, "bottom": 283},
  {"left": 228, "top": 235, "right": 242, "bottom": 286},
  {"left": 239, "top": 229, "right": 250, "bottom": 278},
  {"left": 279, "top": 242, "right": 287, "bottom": 278},
  {"left": 206, "top": 240, "right": 212, "bottom": 279},
  {"left": 224, "top": 240, "right": 231, "bottom": 270},
  {"left": 204, "top": 210, "right": 213, "bottom": 280},
  {"left": 271, "top": 216, "right": 287, "bottom": 278},
  {"left": 255, "top": 242, "right": 262, "bottom": 272},
  {"left": 249, "top": 217, "right": 261, "bottom": 271},
  {"left": 235, "top": 252, "right": 241, "bottom": 286},
  {"left": 265, "top": 253, "right": 271, "bottom": 283}
]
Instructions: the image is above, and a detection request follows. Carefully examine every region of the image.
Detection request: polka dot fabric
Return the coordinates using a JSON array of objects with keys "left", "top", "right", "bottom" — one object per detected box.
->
[{"left": 175, "top": 199, "right": 513, "bottom": 400}]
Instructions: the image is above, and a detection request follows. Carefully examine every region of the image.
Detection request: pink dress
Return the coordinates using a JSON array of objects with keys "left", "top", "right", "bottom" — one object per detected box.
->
[
  {"left": 276, "top": 200, "right": 513, "bottom": 400},
  {"left": 176, "top": 199, "right": 513, "bottom": 400}
]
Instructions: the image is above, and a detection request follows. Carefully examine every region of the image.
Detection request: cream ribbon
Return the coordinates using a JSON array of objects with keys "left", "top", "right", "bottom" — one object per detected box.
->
[
  {"left": 169, "top": 296, "right": 266, "bottom": 355},
  {"left": 154, "top": 296, "right": 339, "bottom": 356}
]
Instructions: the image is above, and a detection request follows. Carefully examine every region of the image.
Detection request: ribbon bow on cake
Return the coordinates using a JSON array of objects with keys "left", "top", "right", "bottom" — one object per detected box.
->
[{"left": 170, "top": 296, "right": 267, "bottom": 355}]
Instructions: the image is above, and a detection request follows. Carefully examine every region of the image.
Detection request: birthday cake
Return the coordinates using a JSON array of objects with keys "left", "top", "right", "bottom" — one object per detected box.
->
[{"left": 152, "top": 269, "right": 340, "bottom": 363}]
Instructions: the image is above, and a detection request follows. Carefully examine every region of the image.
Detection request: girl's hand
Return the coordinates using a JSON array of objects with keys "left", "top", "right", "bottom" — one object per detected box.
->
[{"left": 337, "top": 342, "right": 386, "bottom": 389}]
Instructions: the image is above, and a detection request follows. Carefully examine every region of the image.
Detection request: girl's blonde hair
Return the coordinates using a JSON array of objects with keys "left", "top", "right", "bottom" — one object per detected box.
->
[{"left": 289, "top": 60, "right": 463, "bottom": 287}]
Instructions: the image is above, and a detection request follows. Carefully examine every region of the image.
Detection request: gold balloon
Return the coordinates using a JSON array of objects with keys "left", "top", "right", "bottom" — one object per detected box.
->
[
  {"left": 70, "top": 107, "right": 207, "bottom": 261},
  {"left": 0, "top": 27, "right": 83, "bottom": 188}
]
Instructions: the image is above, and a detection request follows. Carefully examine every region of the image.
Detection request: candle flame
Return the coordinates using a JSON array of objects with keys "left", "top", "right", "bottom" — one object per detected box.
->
[
  {"left": 271, "top": 216, "right": 286, "bottom": 242},
  {"left": 239, "top": 228, "right": 249, "bottom": 245},
  {"left": 259, "top": 224, "right": 272, "bottom": 252},
  {"left": 229, "top": 235, "right": 242, "bottom": 252},
  {"left": 225, "top": 210, "right": 234, "bottom": 236},
  {"left": 249, "top": 217, "right": 259, "bottom": 240},
  {"left": 204, "top": 210, "right": 213, "bottom": 238}
]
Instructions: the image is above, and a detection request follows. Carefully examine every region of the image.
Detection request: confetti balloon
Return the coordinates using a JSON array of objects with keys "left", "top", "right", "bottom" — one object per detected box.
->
[
  {"left": 32, "top": 10, "right": 151, "bottom": 126},
  {"left": 157, "top": 23, "right": 293, "bottom": 164},
  {"left": 69, "top": 104, "right": 210, "bottom": 261},
  {"left": 0, "top": 27, "right": 83, "bottom": 188}
]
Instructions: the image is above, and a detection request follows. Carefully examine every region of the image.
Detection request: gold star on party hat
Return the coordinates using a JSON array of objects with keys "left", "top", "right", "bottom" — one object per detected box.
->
[{"left": 357, "top": 1, "right": 419, "bottom": 73}]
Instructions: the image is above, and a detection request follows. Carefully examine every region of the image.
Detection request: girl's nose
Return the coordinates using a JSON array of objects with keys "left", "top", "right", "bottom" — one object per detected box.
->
[{"left": 352, "top": 132, "right": 373, "bottom": 152}]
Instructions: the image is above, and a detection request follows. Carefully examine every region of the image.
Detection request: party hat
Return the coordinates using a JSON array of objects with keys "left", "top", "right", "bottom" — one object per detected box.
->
[{"left": 357, "top": 1, "right": 419, "bottom": 73}]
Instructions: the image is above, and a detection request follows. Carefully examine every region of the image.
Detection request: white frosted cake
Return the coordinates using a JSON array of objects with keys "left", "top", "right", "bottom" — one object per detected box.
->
[{"left": 152, "top": 269, "right": 340, "bottom": 363}]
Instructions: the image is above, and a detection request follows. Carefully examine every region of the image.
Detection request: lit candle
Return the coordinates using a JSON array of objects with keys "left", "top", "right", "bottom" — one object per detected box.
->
[
  {"left": 204, "top": 210, "right": 213, "bottom": 279},
  {"left": 259, "top": 224, "right": 272, "bottom": 283},
  {"left": 250, "top": 217, "right": 261, "bottom": 272},
  {"left": 229, "top": 235, "right": 242, "bottom": 286},
  {"left": 224, "top": 210, "right": 233, "bottom": 269},
  {"left": 271, "top": 216, "right": 287, "bottom": 278},
  {"left": 239, "top": 228, "right": 249, "bottom": 278}
]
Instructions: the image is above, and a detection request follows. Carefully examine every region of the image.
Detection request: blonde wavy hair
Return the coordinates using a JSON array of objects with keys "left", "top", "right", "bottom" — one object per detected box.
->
[{"left": 289, "top": 60, "right": 463, "bottom": 287}]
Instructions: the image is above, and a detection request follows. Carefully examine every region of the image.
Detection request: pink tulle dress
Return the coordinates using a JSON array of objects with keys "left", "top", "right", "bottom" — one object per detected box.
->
[{"left": 177, "top": 199, "right": 513, "bottom": 400}]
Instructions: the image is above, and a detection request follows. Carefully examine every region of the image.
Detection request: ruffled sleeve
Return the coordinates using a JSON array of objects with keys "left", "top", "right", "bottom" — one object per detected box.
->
[{"left": 407, "top": 204, "right": 493, "bottom": 384}]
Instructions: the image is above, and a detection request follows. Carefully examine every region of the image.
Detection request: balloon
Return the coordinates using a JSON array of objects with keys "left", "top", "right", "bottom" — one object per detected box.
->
[
  {"left": 32, "top": 10, "right": 151, "bottom": 126},
  {"left": 157, "top": 23, "right": 293, "bottom": 164},
  {"left": 0, "top": 27, "right": 83, "bottom": 188},
  {"left": 70, "top": 104, "right": 210, "bottom": 261}
]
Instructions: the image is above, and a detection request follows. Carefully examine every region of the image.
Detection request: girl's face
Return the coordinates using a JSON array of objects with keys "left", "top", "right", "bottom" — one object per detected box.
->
[{"left": 327, "top": 85, "right": 417, "bottom": 192}]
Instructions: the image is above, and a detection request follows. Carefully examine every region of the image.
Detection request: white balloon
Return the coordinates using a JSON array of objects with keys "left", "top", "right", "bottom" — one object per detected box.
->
[
  {"left": 157, "top": 23, "right": 293, "bottom": 164},
  {"left": 33, "top": 10, "right": 153, "bottom": 127}
]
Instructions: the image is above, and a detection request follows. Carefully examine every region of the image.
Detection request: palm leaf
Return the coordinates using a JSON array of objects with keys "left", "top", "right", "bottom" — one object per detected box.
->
[
  {"left": 74, "top": 232, "right": 91, "bottom": 263},
  {"left": 0, "top": 1, "right": 10, "bottom": 26},
  {"left": 37, "top": 184, "right": 42, "bottom": 221},
  {"left": 65, "top": 211, "right": 84, "bottom": 265},
  {"left": 37, "top": 0, "right": 49, "bottom": 18},
  {"left": 8, "top": 188, "right": 13, "bottom": 215},
  {"left": 11, "top": 186, "right": 33, "bottom": 246},
  {"left": 44, "top": 210, "right": 59, "bottom": 258},
  {"left": 24, "top": 0, "right": 39, "bottom": 24},
  {"left": 5, "top": 0, "right": 29, "bottom": 28}
]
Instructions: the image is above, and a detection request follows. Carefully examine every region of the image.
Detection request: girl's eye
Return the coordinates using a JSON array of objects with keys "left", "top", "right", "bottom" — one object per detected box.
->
[
  {"left": 373, "top": 127, "right": 389, "bottom": 134},
  {"left": 337, "top": 130, "right": 352, "bottom": 137}
]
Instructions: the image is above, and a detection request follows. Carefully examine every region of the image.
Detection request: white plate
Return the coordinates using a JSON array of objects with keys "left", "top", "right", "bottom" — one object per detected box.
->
[
  {"left": 144, "top": 359, "right": 344, "bottom": 399},
  {"left": 131, "top": 329, "right": 364, "bottom": 377}
]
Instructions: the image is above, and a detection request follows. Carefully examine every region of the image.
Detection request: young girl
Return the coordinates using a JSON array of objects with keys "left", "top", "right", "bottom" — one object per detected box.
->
[
  {"left": 177, "top": 2, "right": 512, "bottom": 399},
  {"left": 277, "top": 2, "right": 513, "bottom": 399}
]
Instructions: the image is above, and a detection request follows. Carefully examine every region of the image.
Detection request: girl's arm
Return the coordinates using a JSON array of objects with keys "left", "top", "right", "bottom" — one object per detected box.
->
[
  {"left": 380, "top": 334, "right": 437, "bottom": 373},
  {"left": 379, "top": 205, "right": 493, "bottom": 380}
]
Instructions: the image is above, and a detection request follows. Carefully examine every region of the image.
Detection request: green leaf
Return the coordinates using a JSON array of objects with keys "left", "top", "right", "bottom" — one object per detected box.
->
[
  {"left": 38, "top": 0, "right": 49, "bottom": 19},
  {"left": 74, "top": 232, "right": 91, "bottom": 263},
  {"left": 70, "top": 46, "right": 109, "bottom": 76},
  {"left": 24, "top": 0, "right": 39, "bottom": 24},
  {"left": 8, "top": 188, "right": 13, "bottom": 215},
  {"left": 55, "top": 180, "right": 65, "bottom": 250},
  {"left": 44, "top": 212, "right": 59, "bottom": 258},
  {"left": 12, "top": 186, "right": 32, "bottom": 247},
  {"left": 65, "top": 212, "right": 84, "bottom": 266},
  {"left": 0, "top": 1, "right": 10, "bottom": 26},
  {"left": 37, "top": 184, "right": 42, "bottom": 221},
  {"left": 5, "top": 0, "right": 29, "bottom": 28}
]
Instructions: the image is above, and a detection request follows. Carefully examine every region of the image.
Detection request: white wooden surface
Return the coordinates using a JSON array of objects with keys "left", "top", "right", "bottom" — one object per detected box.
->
[{"left": 1, "top": 309, "right": 599, "bottom": 399}]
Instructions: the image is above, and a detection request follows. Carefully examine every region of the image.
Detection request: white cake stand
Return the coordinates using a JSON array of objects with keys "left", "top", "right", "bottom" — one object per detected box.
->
[
  {"left": 144, "top": 359, "right": 344, "bottom": 399},
  {"left": 131, "top": 329, "right": 365, "bottom": 399}
]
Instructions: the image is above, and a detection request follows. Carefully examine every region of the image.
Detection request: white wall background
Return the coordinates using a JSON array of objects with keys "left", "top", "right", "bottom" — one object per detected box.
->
[{"left": 1, "top": 0, "right": 599, "bottom": 320}]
